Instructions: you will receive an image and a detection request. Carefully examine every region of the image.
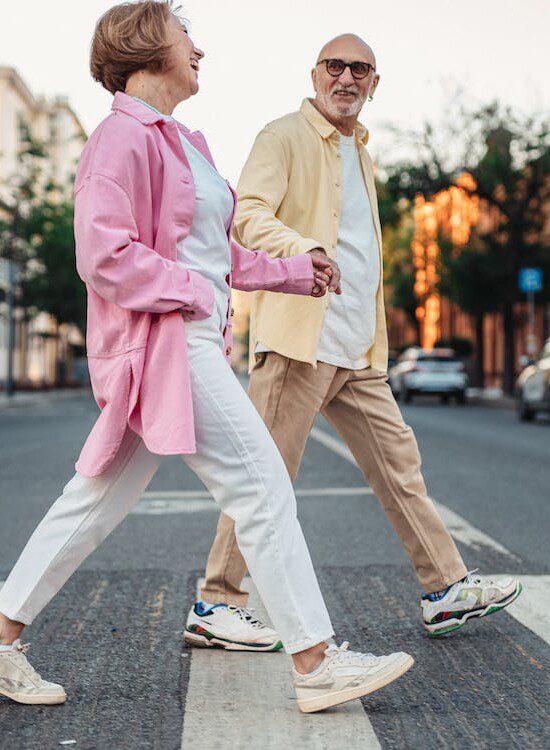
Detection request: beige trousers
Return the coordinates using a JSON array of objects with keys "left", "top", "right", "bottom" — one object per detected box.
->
[{"left": 200, "top": 353, "right": 467, "bottom": 605}]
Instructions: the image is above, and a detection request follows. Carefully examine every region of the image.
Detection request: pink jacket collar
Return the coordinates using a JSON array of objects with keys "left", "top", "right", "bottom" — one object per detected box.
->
[{"left": 111, "top": 91, "right": 191, "bottom": 132}]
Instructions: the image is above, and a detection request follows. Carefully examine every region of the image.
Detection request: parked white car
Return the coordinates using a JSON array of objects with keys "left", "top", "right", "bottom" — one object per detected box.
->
[
  {"left": 516, "top": 338, "right": 550, "bottom": 421},
  {"left": 389, "top": 347, "right": 469, "bottom": 405}
]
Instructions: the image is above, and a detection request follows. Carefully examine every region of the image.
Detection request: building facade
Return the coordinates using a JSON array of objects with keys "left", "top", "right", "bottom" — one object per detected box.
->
[{"left": 0, "top": 66, "right": 87, "bottom": 389}]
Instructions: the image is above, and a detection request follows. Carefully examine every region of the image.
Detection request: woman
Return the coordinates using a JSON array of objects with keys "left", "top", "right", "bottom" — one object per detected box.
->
[{"left": 0, "top": 0, "right": 413, "bottom": 713}]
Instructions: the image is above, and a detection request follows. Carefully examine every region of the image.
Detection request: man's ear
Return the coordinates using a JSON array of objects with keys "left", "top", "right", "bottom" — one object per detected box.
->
[
  {"left": 311, "top": 67, "right": 318, "bottom": 93},
  {"left": 369, "top": 73, "right": 380, "bottom": 100}
]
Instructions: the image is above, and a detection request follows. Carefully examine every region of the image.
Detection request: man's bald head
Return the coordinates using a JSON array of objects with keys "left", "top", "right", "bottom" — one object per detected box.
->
[
  {"left": 316, "top": 34, "right": 376, "bottom": 69},
  {"left": 311, "top": 33, "right": 379, "bottom": 130}
]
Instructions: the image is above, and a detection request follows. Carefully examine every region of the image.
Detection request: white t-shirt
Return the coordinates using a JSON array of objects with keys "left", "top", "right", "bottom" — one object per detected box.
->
[
  {"left": 175, "top": 133, "right": 234, "bottom": 344},
  {"left": 315, "top": 133, "right": 380, "bottom": 369},
  {"left": 256, "top": 132, "right": 380, "bottom": 369},
  {"left": 130, "top": 98, "right": 234, "bottom": 346}
]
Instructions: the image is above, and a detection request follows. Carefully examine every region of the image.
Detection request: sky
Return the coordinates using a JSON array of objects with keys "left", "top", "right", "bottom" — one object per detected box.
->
[{"left": 1, "top": 0, "right": 548, "bottom": 184}]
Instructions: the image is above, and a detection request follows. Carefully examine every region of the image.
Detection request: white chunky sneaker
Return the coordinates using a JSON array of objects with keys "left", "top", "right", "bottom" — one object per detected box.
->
[
  {"left": 184, "top": 602, "right": 283, "bottom": 652},
  {"left": 293, "top": 642, "right": 414, "bottom": 714},
  {"left": 0, "top": 640, "right": 66, "bottom": 705},
  {"left": 422, "top": 571, "right": 522, "bottom": 636}
]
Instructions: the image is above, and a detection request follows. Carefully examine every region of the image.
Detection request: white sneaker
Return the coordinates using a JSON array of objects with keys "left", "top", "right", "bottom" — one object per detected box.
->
[
  {"left": 0, "top": 640, "right": 66, "bottom": 705},
  {"left": 184, "top": 602, "right": 283, "bottom": 652},
  {"left": 293, "top": 642, "right": 414, "bottom": 714},
  {"left": 422, "top": 571, "right": 522, "bottom": 636}
]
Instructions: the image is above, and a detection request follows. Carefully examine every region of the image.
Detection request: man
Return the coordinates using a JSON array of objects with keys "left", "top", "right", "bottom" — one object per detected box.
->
[{"left": 185, "top": 33, "right": 521, "bottom": 651}]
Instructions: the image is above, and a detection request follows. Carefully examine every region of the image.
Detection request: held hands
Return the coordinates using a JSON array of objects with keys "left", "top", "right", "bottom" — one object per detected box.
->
[{"left": 308, "top": 248, "right": 342, "bottom": 298}]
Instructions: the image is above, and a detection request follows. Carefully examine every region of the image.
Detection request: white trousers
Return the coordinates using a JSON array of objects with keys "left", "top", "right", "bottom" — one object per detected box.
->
[{"left": 0, "top": 321, "right": 334, "bottom": 653}]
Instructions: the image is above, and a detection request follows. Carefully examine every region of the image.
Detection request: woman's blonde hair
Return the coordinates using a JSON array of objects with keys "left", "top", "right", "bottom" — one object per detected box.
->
[{"left": 90, "top": 0, "right": 184, "bottom": 94}]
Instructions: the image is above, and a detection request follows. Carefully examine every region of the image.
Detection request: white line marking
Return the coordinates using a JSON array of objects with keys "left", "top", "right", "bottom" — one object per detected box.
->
[
  {"left": 434, "top": 504, "right": 521, "bottom": 562},
  {"left": 133, "top": 498, "right": 217, "bottom": 515},
  {"left": 505, "top": 575, "right": 550, "bottom": 645},
  {"left": 296, "top": 486, "right": 375, "bottom": 497},
  {"left": 181, "top": 578, "right": 381, "bottom": 749},
  {"left": 143, "top": 490, "right": 211, "bottom": 499},
  {"left": 310, "top": 426, "right": 521, "bottom": 561},
  {"left": 310, "top": 426, "right": 355, "bottom": 463},
  {"left": 134, "top": 487, "right": 375, "bottom": 514},
  {"left": 142, "top": 487, "right": 374, "bottom": 499}
]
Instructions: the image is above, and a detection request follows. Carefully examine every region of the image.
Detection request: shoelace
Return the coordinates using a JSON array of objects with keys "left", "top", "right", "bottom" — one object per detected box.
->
[
  {"left": 227, "top": 606, "right": 266, "bottom": 629},
  {"left": 325, "top": 641, "right": 377, "bottom": 665},
  {"left": 463, "top": 568, "right": 482, "bottom": 586}
]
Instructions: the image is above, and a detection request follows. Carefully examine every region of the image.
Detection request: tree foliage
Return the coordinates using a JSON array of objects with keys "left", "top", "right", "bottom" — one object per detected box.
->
[
  {"left": 0, "top": 119, "right": 85, "bottom": 330},
  {"left": 382, "top": 98, "right": 550, "bottom": 392}
]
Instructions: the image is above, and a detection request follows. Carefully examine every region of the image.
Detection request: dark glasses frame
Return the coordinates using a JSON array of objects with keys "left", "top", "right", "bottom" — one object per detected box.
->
[{"left": 316, "top": 58, "right": 375, "bottom": 80}]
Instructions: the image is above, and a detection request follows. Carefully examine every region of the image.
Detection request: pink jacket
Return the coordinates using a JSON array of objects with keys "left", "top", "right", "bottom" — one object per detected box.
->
[{"left": 73, "top": 92, "right": 314, "bottom": 477}]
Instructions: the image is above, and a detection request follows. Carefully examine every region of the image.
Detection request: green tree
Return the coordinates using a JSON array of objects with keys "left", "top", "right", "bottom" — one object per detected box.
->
[
  {"left": 438, "top": 234, "right": 505, "bottom": 386},
  {"left": 0, "top": 120, "right": 48, "bottom": 265},
  {"left": 377, "top": 179, "right": 421, "bottom": 344},
  {"left": 0, "top": 119, "right": 85, "bottom": 386}
]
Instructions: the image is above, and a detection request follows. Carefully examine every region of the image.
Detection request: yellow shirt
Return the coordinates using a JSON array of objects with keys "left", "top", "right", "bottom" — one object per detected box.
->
[{"left": 234, "top": 98, "right": 388, "bottom": 373}]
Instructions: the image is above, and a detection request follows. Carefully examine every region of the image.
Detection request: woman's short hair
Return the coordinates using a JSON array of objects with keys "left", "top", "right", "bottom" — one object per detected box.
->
[{"left": 90, "top": 0, "right": 184, "bottom": 94}]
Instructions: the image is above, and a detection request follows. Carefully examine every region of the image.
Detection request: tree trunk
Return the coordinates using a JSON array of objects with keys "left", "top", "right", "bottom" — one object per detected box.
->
[
  {"left": 414, "top": 317, "right": 422, "bottom": 346},
  {"left": 474, "top": 315, "right": 485, "bottom": 388},
  {"left": 502, "top": 302, "right": 516, "bottom": 396}
]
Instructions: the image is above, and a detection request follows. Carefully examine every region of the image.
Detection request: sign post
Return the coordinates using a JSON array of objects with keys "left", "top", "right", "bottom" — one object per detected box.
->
[{"left": 519, "top": 268, "right": 543, "bottom": 359}]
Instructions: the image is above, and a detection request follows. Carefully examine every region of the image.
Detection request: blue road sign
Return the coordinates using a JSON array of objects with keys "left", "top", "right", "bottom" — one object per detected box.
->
[{"left": 519, "top": 268, "right": 543, "bottom": 293}]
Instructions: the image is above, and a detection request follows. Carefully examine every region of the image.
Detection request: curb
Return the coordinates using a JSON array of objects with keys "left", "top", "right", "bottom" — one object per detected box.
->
[
  {"left": 0, "top": 387, "right": 90, "bottom": 411},
  {"left": 466, "top": 397, "right": 515, "bottom": 411}
]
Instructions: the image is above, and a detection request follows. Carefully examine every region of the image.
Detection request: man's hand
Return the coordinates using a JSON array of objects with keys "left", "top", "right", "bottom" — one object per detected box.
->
[{"left": 308, "top": 248, "right": 342, "bottom": 298}]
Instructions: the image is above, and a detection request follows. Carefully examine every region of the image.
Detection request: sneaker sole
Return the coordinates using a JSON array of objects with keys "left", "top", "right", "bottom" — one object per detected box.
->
[
  {"left": 0, "top": 687, "right": 67, "bottom": 705},
  {"left": 424, "top": 581, "right": 523, "bottom": 637},
  {"left": 184, "top": 629, "right": 283, "bottom": 652},
  {"left": 297, "top": 653, "right": 414, "bottom": 714}
]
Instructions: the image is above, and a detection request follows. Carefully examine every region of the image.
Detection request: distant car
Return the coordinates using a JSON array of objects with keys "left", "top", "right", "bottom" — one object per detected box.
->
[
  {"left": 516, "top": 338, "right": 550, "bottom": 421},
  {"left": 389, "top": 347, "right": 469, "bottom": 405}
]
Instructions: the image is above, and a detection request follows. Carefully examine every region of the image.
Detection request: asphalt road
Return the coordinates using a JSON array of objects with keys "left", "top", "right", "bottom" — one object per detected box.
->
[{"left": 0, "top": 389, "right": 548, "bottom": 749}]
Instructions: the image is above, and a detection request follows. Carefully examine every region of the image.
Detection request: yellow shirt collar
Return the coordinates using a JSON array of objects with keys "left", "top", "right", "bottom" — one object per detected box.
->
[{"left": 300, "top": 98, "right": 369, "bottom": 145}]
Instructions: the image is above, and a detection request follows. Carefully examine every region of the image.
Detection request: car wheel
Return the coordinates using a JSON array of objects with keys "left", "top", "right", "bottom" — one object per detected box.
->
[
  {"left": 455, "top": 390, "right": 466, "bottom": 405},
  {"left": 440, "top": 394, "right": 449, "bottom": 405},
  {"left": 403, "top": 389, "right": 412, "bottom": 404},
  {"left": 517, "top": 395, "right": 535, "bottom": 422}
]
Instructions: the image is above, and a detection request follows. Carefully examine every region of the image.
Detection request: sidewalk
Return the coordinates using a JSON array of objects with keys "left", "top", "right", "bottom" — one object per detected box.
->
[
  {"left": 0, "top": 387, "right": 89, "bottom": 411},
  {"left": 466, "top": 387, "right": 515, "bottom": 410}
]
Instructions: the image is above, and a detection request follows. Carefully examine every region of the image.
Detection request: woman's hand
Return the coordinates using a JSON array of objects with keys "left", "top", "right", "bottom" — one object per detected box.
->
[{"left": 308, "top": 249, "right": 342, "bottom": 298}]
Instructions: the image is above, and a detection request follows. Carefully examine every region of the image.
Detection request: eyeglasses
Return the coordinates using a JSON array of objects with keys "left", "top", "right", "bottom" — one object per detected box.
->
[{"left": 317, "top": 58, "right": 375, "bottom": 80}]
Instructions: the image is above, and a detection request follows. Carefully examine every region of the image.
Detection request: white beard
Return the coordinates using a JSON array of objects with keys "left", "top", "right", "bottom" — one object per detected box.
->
[{"left": 317, "top": 86, "right": 366, "bottom": 119}]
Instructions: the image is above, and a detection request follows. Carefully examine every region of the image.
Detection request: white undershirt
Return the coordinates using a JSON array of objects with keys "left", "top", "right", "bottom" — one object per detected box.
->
[
  {"left": 175, "top": 133, "right": 234, "bottom": 343},
  {"left": 130, "top": 98, "right": 234, "bottom": 346},
  {"left": 315, "top": 133, "right": 380, "bottom": 369},
  {"left": 256, "top": 132, "right": 380, "bottom": 369}
]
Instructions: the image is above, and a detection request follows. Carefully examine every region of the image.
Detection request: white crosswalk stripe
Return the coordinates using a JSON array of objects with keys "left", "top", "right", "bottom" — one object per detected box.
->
[
  {"left": 181, "top": 578, "right": 382, "bottom": 750},
  {"left": 133, "top": 486, "right": 376, "bottom": 514},
  {"left": 505, "top": 575, "right": 550, "bottom": 646}
]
